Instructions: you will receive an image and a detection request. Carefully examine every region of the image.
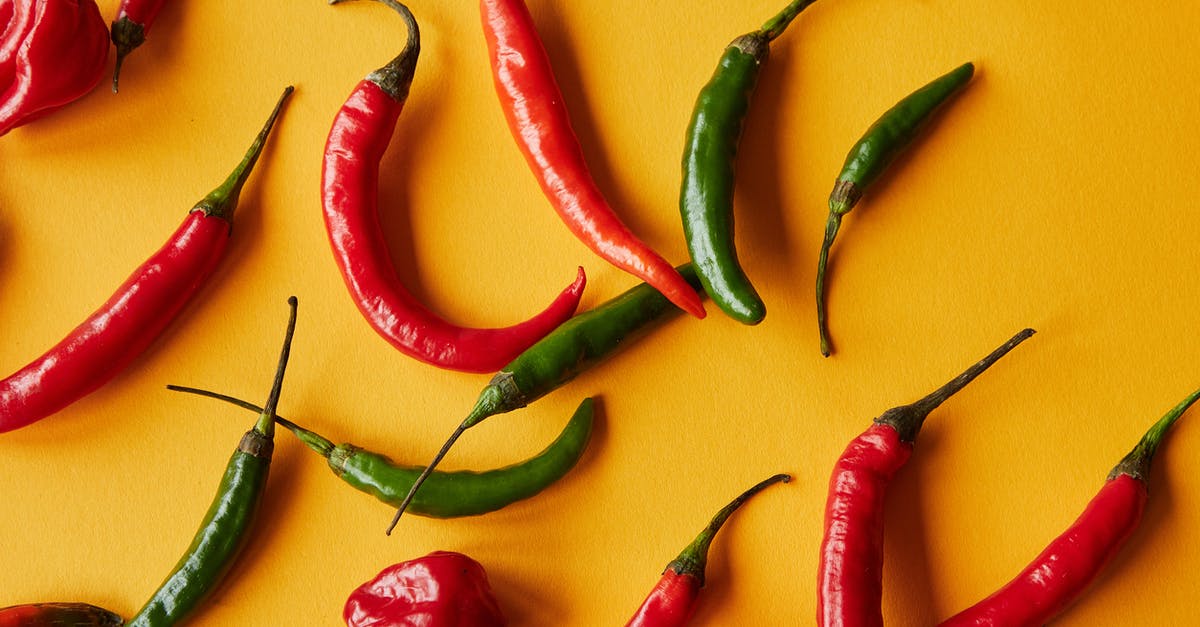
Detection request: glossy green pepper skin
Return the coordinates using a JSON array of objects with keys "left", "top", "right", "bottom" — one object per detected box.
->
[
  {"left": 679, "top": 0, "right": 817, "bottom": 325},
  {"left": 387, "top": 265, "right": 705, "bottom": 532},
  {"left": 816, "top": 62, "right": 975, "bottom": 357}
]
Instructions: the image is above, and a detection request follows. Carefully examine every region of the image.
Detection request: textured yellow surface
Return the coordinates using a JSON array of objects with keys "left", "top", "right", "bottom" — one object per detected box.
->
[{"left": 4, "top": 1, "right": 1200, "bottom": 624}]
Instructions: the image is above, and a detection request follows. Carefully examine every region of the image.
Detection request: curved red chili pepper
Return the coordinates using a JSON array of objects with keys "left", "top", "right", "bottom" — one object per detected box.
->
[
  {"left": 110, "top": 0, "right": 169, "bottom": 92},
  {"left": 939, "top": 387, "right": 1200, "bottom": 626},
  {"left": 817, "top": 329, "right": 1034, "bottom": 627},
  {"left": 626, "top": 474, "right": 790, "bottom": 627},
  {"left": 0, "top": 86, "right": 291, "bottom": 433},
  {"left": 480, "top": 0, "right": 705, "bottom": 319},
  {"left": 322, "top": 0, "right": 586, "bottom": 373},
  {"left": 0, "top": 0, "right": 108, "bottom": 136}
]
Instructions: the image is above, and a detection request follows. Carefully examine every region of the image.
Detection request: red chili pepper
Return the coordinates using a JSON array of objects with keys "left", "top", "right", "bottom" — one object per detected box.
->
[
  {"left": 110, "top": 0, "right": 168, "bottom": 92},
  {"left": 343, "top": 550, "right": 507, "bottom": 627},
  {"left": 1, "top": 0, "right": 109, "bottom": 136},
  {"left": 322, "top": 0, "right": 586, "bottom": 373},
  {"left": 0, "top": 86, "right": 291, "bottom": 433},
  {"left": 626, "top": 474, "right": 790, "bottom": 627},
  {"left": 0, "top": 602, "right": 122, "bottom": 626},
  {"left": 938, "top": 387, "right": 1200, "bottom": 626},
  {"left": 480, "top": 0, "right": 705, "bottom": 320},
  {"left": 817, "top": 329, "right": 1034, "bottom": 627}
]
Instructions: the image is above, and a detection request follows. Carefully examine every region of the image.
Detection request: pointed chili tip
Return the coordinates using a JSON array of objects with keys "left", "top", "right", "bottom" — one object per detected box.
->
[{"left": 1110, "top": 386, "right": 1200, "bottom": 482}]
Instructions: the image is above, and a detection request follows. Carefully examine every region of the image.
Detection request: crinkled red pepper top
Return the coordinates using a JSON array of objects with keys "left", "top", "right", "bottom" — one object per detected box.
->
[{"left": 344, "top": 551, "right": 507, "bottom": 627}]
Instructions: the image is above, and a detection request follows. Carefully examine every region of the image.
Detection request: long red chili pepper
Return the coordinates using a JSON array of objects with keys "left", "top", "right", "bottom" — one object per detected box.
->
[
  {"left": 1, "top": 0, "right": 109, "bottom": 136},
  {"left": 938, "top": 387, "right": 1200, "bottom": 626},
  {"left": 480, "top": 0, "right": 705, "bottom": 319},
  {"left": 0, "top": 86, "right": 291, "bottom": 434},
  {"left": 626, "top": 474, "right": 790, "bottom": 627},
  {"left": 110, "top": 0, "right": 169, "bottom": 92},
  {"left": 322, "top": 0, "right": 586, "bottom": 373},
  {"left": 817, "top": 329, "right": 1034, "bottom": 627}
]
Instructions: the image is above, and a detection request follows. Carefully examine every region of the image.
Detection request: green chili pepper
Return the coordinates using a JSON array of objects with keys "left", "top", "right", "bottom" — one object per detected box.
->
[
  {"left": 816, "top": 62, "right": 975, "bottom": 357},
  {"left": 126, "top": 297, "right": 299, "bottom": 627},
  {"left": 680, "top": 0, "right": 815, "bottom": 325},
  {"left": 387, "top": 264, "right": 705, "bottom": 533},
  {"left": 164, "top": 386, "right": 596, "bottom": 519}
]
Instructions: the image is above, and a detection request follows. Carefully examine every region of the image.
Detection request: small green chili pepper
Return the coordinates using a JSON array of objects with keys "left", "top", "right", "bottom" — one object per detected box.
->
[
  {"left": 816, "top": 62, "right": 975, "bottom": 357},
  {"left": 387, "top": 264, "right": 705, "bottom": 533},
  {"left": 164, "top": 387, "right": 596, "bottom": 519},
  {"left": 680, "top": 0, "right": 816, "bottom": 325},
  {"left": 126, "top": 297, "right": 298, "bottom": 627}
]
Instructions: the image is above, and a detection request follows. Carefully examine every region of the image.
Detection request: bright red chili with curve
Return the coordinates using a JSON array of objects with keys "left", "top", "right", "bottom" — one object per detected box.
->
[
  {"left": 344, "top": 551, "right": 506, "bottom": 627},
  {"left": 480, "top": 0, "right": 705, "bottom": 319},
  {"left": 322, "top": 0, "right": 585, "bottom": 373},
  {"left": 1, "top": 0, "right": 108, "bottom": 135},
  {"left": 0, "top": 86, "right": 291, "bottom": 433}
]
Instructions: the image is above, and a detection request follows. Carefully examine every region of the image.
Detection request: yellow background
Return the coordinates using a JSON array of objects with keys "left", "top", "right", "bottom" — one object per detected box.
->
[{"left": 3, "top": 0, "right": 1200, "bottom": 624}]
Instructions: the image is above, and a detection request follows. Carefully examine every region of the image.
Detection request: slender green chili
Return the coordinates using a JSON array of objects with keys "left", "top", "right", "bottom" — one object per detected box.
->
[
  {"left": 816, "top": 62, "right": 975, "bottom": 357},
  {"left": 680, "top": 0, "right": 815, "bottom": 325},
  {"left": 387, "top": 264, "right": 705, "bottom": 533},
  {"left": 164, "top": 386, "right": 596, "bottom": 519},
  {"left": 126, "top": 297, "right": 298, "bottom": 627}
]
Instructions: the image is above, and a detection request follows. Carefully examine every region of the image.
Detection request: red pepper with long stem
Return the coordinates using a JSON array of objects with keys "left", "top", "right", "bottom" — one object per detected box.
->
[
  {"left": 480, "top": 0, "right": 705, "bottom": 319},
  {"left": 817, "top": 329, "right": 1035, "bottom": 627},
  {"left": 626, "top": 474, "right": 790, "bottom": 627},
  {"left": 323, "top": 0, "right": 586, "bottom": 373},
  {"left": 0, "top": 86, "right": 291, "bottom": 433},
  {"left": 1, "top": 0, "right": 109, "bottom": 136},
  {"left": 110, "top": 0, "right": 169, "bottom": 92},
  {"left": 938, "top": 387, "right": 1200, "bottom": 627}
]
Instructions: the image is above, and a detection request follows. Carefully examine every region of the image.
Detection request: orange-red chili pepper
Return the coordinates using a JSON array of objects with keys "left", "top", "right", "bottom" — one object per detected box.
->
[
  {"left": 322, "top": 0, "right": 586, "bottom": 373},
  {"left": 939, "top": 387, "right": 1200, "bottom": 626},
  {"left": 0, "top": 602, "right": 122, "bottom": 626},
  {"left": 1, "top": 0, "right": 108, "bottom": 136},
  {"left": 480, "top": 0, "right": 705, "bottom": 319},
  {"left": 110, "top": 0, "right": 169, "bottom": 92},
  {"left": 626, "top": 474, "right": 790, "bottom": 627},
  {"left": 817, "top": 329, "right": 1033, "bottom": 627},
  {"left": 344, "top": 551, "right": 507, "bottom": 627},
  {"left": 0, "top": 86, "right": 290, "bottom": 433}
]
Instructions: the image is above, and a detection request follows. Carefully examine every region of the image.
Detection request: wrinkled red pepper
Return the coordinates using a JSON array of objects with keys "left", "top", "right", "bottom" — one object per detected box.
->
[
  {"left": 1, "top": 0, "right": 109, "bottom": 136},
  {"left": 344, "top": 551, "right": 507, "bottom": 627}
]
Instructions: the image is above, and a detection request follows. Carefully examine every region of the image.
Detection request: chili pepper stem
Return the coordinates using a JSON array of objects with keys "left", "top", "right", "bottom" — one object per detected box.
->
[
  {"left": 332, "top": 0, "right": 419, "bottom": 101},
  {"left": 668, "top": 474, "right": 790, "bottom": 584},
  {"left": 193, "top": 85, "right": 294, "bottom": 222},
  {"left": 876, "top": 328, "right": 1035, "bottom": 443},
  {"left": 166, "top": 384, "right": 337, "bottom": 457},
  {"left": 251, "top": 296, "right": 299, "bottom": 438},
  {"left": 1109, "top": 386, "right": 1200, "bottom": 482},
  {"left": 760, "top": 0, "right": 817, "bottom": 41},
  {"left": 815, "top": 213, "right": 842, "bottom": 357},
  {"left": 110, "top": 16, "right": 146, "bottom": 93}
]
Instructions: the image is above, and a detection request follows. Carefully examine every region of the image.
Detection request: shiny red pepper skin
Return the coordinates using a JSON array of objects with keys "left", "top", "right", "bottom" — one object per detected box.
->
[
  {"left": 817, "top": 329, "right": 1034, "bottom": 627},
  {"left": 0, "top": 86, "right": 290, "bottom": 433},
  {"left": 343, "top": 550, "right": 507, "bottom": 627},
  {"left": 323, "top": 0, "right": 585, "bottom": 373},
  {"left": 938, "top": 387, "right": 1200, "bottom": 626},
  {"left": 0, "top": 0, "right": 108, "bottom": 135},
  {"left": 0, "top": 602, "right": 123, "bottom": 626},
  {"left": 110, "top": 0, "right": 169, "bottom": 91},
  {"left": 480, "top": 0, "right": 705, "bottom": 319}
]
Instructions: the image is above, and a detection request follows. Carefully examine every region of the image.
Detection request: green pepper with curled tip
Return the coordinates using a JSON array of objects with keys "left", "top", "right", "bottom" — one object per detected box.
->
[
  {"left": 679, "top": 0, "right": 817, "bottom": 325},
  {"left": 816, "top": 62, "right": 975, "bottom": 357},
  {"left": 126, "top": 297, "right": 298, "bottom": 627},
  {"left": 387, "top": 264, "right": 706, "bottom": 533},
  {"left": 166, "top": 387, "right": 596, "bottom": 519}
]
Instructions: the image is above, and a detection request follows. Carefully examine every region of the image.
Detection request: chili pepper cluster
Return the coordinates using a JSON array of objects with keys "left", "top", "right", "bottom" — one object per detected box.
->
[{"left": 3, "top": 0, "right": 1198, "bottom": 625}]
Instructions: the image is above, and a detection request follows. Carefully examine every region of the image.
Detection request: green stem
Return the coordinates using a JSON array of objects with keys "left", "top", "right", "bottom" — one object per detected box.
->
[
  {"left": 815, "top": 213, "right": 842, "bottom": 357},
  {"left": 331, "top": 0, "right": 420, "bottom": 102},
  {"left": 193, "top": 85, "right": 294, "bottom": 222},
  {"left": 167, "top": 384, "right": 335, "bottom": 458},
  {"left": 253, "top": 296, "right": 299, "bottom": 438},
  {"left": 760, "top": 0, "right": 817, "bottom": 42},
  {"left": 876, "top": 328, "right": 1035, "bottom": 443},
  {"left": 1109, "top": 387, "right": 1200, "bottom": 482},
  {"left": 667, "top": 474, "right": 790, "bottom": 585}
]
